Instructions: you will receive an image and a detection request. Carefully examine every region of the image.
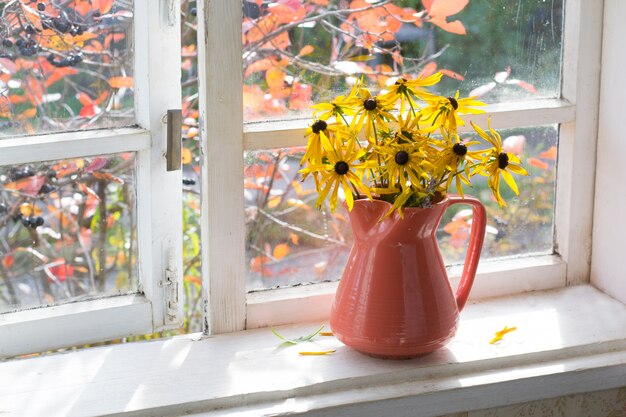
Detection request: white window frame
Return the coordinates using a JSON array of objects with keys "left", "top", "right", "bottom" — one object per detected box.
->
[
  {"left": 199, "top": 0, "right": 600, "bottom": 333},
  {"left": 0, "top": 0, "right": 183, "bottom": 357}
]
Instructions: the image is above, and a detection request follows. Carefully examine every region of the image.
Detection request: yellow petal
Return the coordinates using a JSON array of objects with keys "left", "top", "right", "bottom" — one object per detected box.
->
[
  {"left": 299, "top": 349, "right": 336, "bottom": 355},
  {"left": 501, "top": 169, "right": 520, "bottom": 195}
]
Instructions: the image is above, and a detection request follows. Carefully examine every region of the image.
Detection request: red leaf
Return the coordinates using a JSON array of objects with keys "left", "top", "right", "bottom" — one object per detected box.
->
[
  {"left": 4, "top": 175, "right": 46, "bottom": 196},
  {"left": 2, "top": 254, "right": 14, "bottom": 270},
  {"left": 85, "top": 157, "right": 108, "bottom": 173},
  {"left": 48, "top": 259, "right": 75, "bottom": 283},
  {"left": 78, "top": 183, "right": 101, "bottom": 201}
]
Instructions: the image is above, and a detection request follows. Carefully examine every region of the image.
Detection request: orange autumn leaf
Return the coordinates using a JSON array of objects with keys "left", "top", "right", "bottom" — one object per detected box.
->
[
  {"left": 184, "top": 275, "right": 202, "bottom": 286},
  {"left": 289, "top": 233, "right": 299, "bottom": 246},
  {"left": 21, "top": 3, "right": 43, "bottom": 31},
  {"left": 539, "top": 146, "right": 558, "bottom": 161},
  {"left": 92, "top": 172, "right": 124, "bottom": 184},
  {"left": 440, "top": 68, "right": 464, "bottom": 81},
  {"left": 424, "top": 0, "right": 469, "bottom": 19},
  {"left": 78, "top": 183, "right": 101, "bottom": 201},
  {"left": 98, "top": 0, "right": 114, "bottom": 14},
  {"left": 272, "top": 243, "right": 290, "bottom": 260},
  {"left": 528, "top": 157, "right": 549, "bottom": 170},
  {"left": 182, "top": 147, "right": 193, "bottom": 164},
  {"left": 108, "top": 76, "right": 134, "bottom": 89},
  {"left": 297, "top": 45, "right": 315, "bottom": 57},
  {"left": 17, "top": 108, "right": 37, "bottom": 120}
]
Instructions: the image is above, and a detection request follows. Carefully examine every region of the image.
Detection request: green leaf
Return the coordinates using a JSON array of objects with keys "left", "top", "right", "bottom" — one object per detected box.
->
[{"left": 271, "top": 324, "right": 325, "bottom": 345}]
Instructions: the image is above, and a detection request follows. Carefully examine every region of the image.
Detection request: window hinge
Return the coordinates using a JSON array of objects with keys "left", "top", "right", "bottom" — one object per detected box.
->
[{"left": 159, "top": 264, "right": 179, "bottom": 323}]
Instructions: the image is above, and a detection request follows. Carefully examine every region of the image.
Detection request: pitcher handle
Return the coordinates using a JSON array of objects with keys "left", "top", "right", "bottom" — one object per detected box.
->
[{"left": 443, "top": 194, "right": 487, "bottom": 312}]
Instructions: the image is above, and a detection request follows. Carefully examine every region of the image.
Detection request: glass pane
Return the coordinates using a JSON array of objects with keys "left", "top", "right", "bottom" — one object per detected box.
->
[
  {"left": 0, "top": 0, "right": 134, "bottom": 136},
  {"left": 0, "top": 153, "right": 138, "bottom": 313},
  {"left": 244, "top": 125, "right": 557, "bottom": 291},
  {"left": 242, "top": 0, "right": 563, "bottom": 122}
]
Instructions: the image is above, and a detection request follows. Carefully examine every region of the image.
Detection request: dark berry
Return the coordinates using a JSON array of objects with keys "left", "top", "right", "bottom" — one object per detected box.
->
[
  {"left": 25, "top": 25, "right": 36, "bottom": 34},
  {"left": 2, "top": 39, "right": 13, "bottom": 48},
  {"left": 363, "top": 98, "right": 377, "bottom": 111},
  {"left": 37, "top": 2, "right": 45, "bottom": 11},
  {"left": 334, "top": 161, "right": 349, "bottom": 175},
  {"left": 452, "top": 143, "right": 467, "bottom": 156},
  {"left": 15, "top": 38, "right": 25, "bottom": 48},
  {"left": 0, "top": 52, "right": 14, "bottom": 59},
  {"left": 35, "top": 217, "right": 44, "bottom": 227},
  {"left": 311, "top": 119, "right": 327, "bottom": 134},
  {"left": 46, "top": 53, "right": 55, "bottom": 62},
  {"left": 76, "top": 26, "right": 85, "bottom": 35},
  {"left": 182, "top": 178, "right": 196, "bottom": 186},
  {"left": 394, "top": 151, "right": 409, "bottom": 165},
  {"left": 190, "top": 7, "right": 197, "bottom": 16},
  {"left": 92, "top": 11, "right": 101, "bottom": 18},
  {"left": 498, "top": 152, "right": 509, "bottom": 169},
  {"left": 447, "top": 97, "right": 459, "bottom": 110},
  {"left": 39, "top": 184, "right": 54, "bottom": 194},
  {"left": 70, "top": 27, "right": 78, "bottom": 36},
  {"left": 53, "top": 18, "right": 70, "bottom": 33},
  {"left": 242, "top": 1, "right": 260, "bottom": 19}
]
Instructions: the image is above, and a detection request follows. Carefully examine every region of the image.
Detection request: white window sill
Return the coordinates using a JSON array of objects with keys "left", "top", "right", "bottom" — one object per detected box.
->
[{"left": 1, "top": 285, "right": 625, "bottom": 417}]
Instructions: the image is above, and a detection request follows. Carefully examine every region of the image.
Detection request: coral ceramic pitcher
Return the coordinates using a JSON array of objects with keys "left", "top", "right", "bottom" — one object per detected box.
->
[{"left": 330, "top": 194, "right": 487, "bottom": 358}]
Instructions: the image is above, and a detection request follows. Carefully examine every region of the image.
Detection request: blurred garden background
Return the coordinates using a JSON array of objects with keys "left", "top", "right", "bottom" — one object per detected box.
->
[{"left": 0, "top": 0, "right": 561, "bottom": 339}]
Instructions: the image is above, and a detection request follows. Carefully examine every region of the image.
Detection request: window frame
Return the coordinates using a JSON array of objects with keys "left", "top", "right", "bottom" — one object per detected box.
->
[
  {"left": 197, "top": 0, "right": 601, "bottom": 333},
  {"left": 0, "top": 0, "right": 184, "bottom": 357}
]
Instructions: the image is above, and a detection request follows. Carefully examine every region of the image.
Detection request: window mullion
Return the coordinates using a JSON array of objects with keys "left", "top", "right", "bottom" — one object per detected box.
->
[
  {"left": 197, "top": 0, "right": 247, "bottom": 334},
  {"left": 243, "top": 98, "right": 576, "bottom": 151},
  {"left": 555, "top": 0, "right": 603, "bottom": 286},
  {"left": 132, "top": 0, "right": 184, "bottom": 330}
]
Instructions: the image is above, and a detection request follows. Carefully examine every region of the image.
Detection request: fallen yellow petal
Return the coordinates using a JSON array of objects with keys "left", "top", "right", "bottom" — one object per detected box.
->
[
  {"left": 320, "top": 331, "right": 334, "bottom": 336},
  {"left": 298, "top": 349, "right": 336, "bottom": 356},
  {"left": 489, "top": 326, "right": 518, "bottom": 344}
]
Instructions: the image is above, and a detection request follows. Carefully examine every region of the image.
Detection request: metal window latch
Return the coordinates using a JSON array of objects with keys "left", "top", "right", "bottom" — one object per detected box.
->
[
  {"left": 159, "top": 255, "right": 179, "bottom": 323},
  {"left": 166, "top": 109, "right": 182, "bottom": 172}
]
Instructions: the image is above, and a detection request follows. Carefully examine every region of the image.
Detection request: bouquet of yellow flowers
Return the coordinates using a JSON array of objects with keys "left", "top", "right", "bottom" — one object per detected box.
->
[{"left": 299, "top": 73, "right": 529, "bottom": 217}]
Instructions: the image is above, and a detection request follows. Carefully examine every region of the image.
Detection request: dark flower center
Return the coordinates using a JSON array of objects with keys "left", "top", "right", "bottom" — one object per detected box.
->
[
  {"left": 363, "top": 98, "right": 377, "bottom": 111},
  {"left": 311, "top": 119, "right": 327, "bottom": 134},
  {"left": 498, "top": 152, "right": 509, "bottom": 169},
  {"left": 452, "top": 143, "right": 467, "bottom": 156},
  {"left": 447, "top": 97, "right": 459, "bottom": 110},
  {"left": 334, "top": 161, "right": 349, "bottom": 175},
  {"left": 394, "top": 151, "right": 409, "bottom": 165}
]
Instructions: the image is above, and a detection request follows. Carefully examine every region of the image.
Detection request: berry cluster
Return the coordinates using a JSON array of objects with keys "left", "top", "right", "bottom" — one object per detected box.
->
[
  {"left": 22, "top": 216, "right": 44, "bottom": 229},
  {"left": 47, "top": 52, "right": 83, "bottom": 67}
]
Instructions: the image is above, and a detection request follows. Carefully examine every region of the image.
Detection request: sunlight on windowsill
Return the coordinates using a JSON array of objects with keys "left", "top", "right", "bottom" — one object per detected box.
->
[{"left": 1, "top": 285, "right": 625, "bottom": 417}]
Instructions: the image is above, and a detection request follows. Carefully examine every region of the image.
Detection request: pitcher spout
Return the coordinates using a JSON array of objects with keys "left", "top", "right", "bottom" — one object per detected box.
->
[{"left": 346, "top": 199, "right": 393, "bottom": 240}]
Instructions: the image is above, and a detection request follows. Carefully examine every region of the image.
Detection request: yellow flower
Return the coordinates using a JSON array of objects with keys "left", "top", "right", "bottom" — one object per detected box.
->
[
  {"left": 300, "top": 119, "right": 338, "bottom": 166},
  {"left": 422, "top": 91, "right": 486, "bottom": 132},
  {"left": 376, "top": 142, "right": 432, "bottom": 189},
  {"left": 434, "top": 131, "right": 484, "bottom": 197},
  {"left": 311, "top": 84, "right": 360, "bottom": 122},
  {"left": 471, "top": 120, "right": 529, "bottom": 207},
  {"left": 380, "top": 72, "right": 443, "bottom": 114},
  {"left": 351, "top": 83, "right": 397, "bottom": 144},
  {"left": 299, "top": 132, "right": 371, "bottom": 212}
]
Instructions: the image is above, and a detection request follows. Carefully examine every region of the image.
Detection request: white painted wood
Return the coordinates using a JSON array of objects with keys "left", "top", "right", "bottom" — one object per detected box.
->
[
  {"left": 0, "top": 286, "right": 624, "bottom": 416},
  {"left": 244, "top": 99, "right": 575, "bottom": 151},
  {"left": 0, "top": 129, "right": 151, "bottom": 165},
  {"left": 590, "top": 0, "right": 626, "bottom": 304},
  {"left": 0, "top": 0, "right": 183, "bottom": 356},
  {"left": 0, "top": 295, "right": 152, "bottom": 358},
  {"left": 555, "top": 0, "right": 603, "bottom": 286},
  {"left": 133, "top": 0, "right": 183, "bottom": 329},
  {"left": 197, "top": 0, "right": 247, "bottom": 333},
  {"left": 247, "top": 255, "right": 566, "bottom": 329}
]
